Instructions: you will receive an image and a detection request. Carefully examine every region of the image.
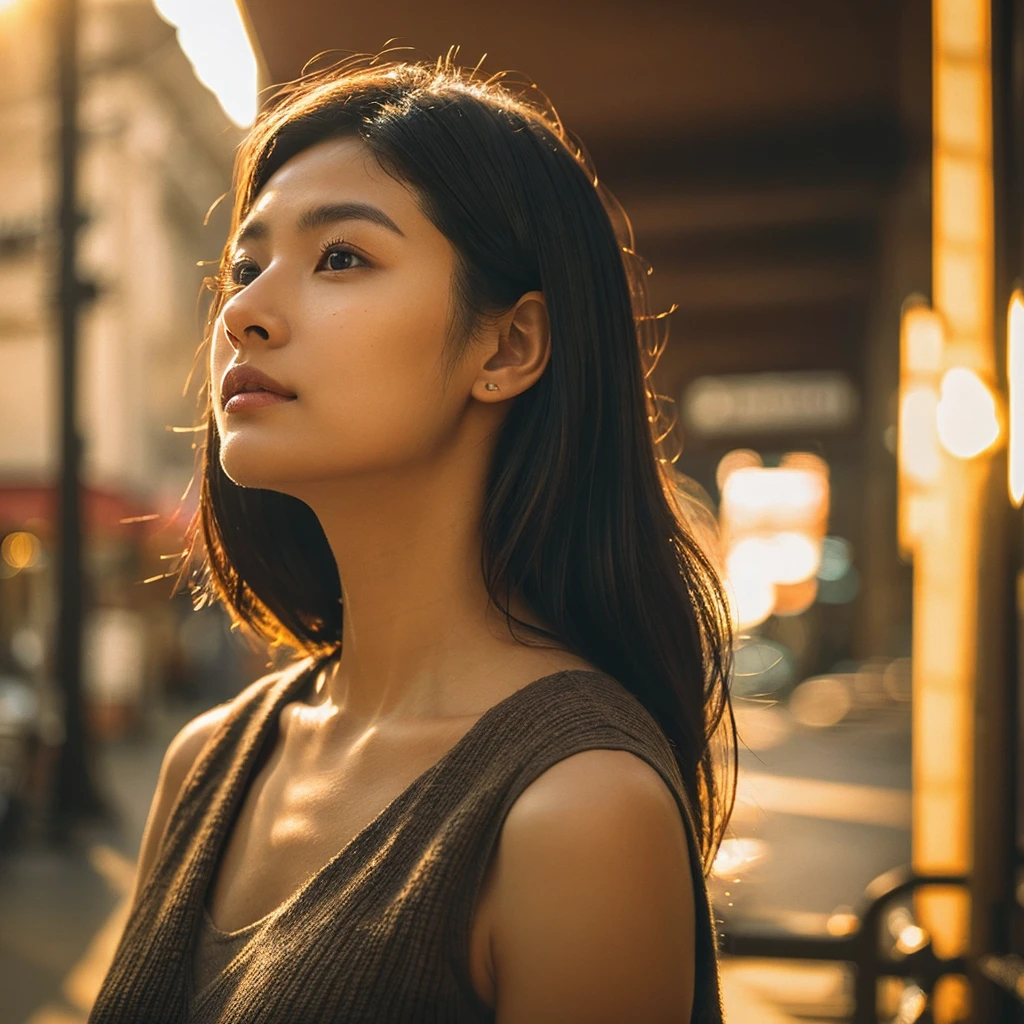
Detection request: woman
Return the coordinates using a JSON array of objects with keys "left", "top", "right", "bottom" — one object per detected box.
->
[{"left": 89, "top": 54, "right": 736, "bottom": 1023}]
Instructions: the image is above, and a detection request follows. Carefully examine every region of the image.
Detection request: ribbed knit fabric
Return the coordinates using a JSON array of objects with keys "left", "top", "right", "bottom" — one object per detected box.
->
[
  {"left": 191, "top": 904, "right": 262, "bottom": 1001},
  {"left": 89, "top": 654, "right": 726, "bottom": 1023}
]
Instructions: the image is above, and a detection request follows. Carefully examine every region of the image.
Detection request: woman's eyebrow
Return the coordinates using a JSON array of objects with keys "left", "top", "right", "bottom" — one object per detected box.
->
[{"left": 233, "top": 201, "right": 406, "bottom": 247}]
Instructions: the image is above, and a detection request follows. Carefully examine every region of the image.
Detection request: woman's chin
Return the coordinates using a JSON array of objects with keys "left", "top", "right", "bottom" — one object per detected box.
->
[{"left": 218, "top": 451, "right": 298, "bottom": 492}]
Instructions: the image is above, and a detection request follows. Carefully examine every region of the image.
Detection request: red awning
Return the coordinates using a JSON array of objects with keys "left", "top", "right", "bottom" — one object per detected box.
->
[{"left": 0, "top": 481, "right": 182, "bottom": 540}]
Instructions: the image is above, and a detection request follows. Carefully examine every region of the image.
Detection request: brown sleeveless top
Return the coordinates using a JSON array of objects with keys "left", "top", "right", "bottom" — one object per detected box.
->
[
  {"left": 190, "top": 905, "right": 262, "bottom": 1003},
  {"left": 89, "top": 655, "right": 726, "bottom": 1023}
]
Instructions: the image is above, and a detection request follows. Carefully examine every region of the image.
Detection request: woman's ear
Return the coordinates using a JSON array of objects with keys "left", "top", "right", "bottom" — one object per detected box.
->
[{"left": 477, "top": 291, "right": 550, "bottom": 399}]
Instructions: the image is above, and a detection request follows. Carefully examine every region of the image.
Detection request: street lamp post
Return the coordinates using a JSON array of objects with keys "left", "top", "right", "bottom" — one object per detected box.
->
[{"left": 49, "top": 0, "right": 107, "bottom": 837}]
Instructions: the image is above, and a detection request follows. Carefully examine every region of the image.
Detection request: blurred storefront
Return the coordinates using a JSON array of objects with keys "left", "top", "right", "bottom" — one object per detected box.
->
[{"left": 0, "top": 482, "right": 218, "bottom": 736}]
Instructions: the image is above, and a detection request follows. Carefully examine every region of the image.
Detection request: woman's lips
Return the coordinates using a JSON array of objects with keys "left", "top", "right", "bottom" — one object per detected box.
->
[{"left": 224, "top": 391, "right": 297, "bottom": 413}]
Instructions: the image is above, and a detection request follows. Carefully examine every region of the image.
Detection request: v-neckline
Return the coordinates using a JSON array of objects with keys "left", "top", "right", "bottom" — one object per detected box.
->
[{"left": 198, "top": 660, "right": 600, "bottom": 943}]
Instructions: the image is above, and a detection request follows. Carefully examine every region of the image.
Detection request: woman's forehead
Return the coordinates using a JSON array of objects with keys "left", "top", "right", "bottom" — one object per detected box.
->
[{"left": 247, "top": 137, "right": 418, "bottom": 228}]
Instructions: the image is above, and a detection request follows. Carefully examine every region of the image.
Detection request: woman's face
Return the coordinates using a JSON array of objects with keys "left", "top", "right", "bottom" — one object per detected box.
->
[{"left": 211, "top": 135, "right": 472, "bottom": 492}]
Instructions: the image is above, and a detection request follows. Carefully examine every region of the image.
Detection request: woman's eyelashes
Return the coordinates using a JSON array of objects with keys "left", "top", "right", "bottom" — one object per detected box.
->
[
  {"left": 225, "top": 239, "right": 369, "bottom": 288},
  {"left": 227, "top": 258, "right": 259, "bottom": 287},
  {"left": 317, "top": 237, "right": 369, "bottom": 273}
]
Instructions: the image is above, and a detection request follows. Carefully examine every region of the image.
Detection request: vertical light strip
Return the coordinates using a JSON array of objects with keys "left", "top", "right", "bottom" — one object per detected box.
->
[
  {"left": 913, "top": 2, "right": 994, "bottom": 1019},
  {"left": 898, "top": 301, "right": 945, "bottom": 558},
  {"left": 1009, "top": 290, "right": 1024, "bottom": 507},
  {"left": 933, "top": 0, "right": 994, "bottom": 371}
]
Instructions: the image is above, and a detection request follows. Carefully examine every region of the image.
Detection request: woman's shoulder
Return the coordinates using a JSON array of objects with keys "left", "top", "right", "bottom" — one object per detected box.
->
[
  {"left": 539, "top": 663, "right": 677, "bottom": 746},
  {"left": 483, "top": 740, "right": 697, "bottom": 1021},
  {"left": 128, "top": 657, "right": 317, "bottom": 895},
  {"left": 126, "top": 703, "right": 235, "bottom": 915},
  {"left": 161, "top": 654, "right": 318, "bottom": 800},
  {"left": 491, "top": 662, "right": 696, "bottom": 846}
]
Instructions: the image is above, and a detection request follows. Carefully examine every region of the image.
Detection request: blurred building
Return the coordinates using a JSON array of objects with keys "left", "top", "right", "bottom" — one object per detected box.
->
[{"left": 0, "top": 0, "right": 240, "bottom": 729}]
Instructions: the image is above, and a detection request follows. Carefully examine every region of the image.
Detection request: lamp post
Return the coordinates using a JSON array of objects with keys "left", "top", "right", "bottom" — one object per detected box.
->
[{"left": 49, "top": 0, "right": 106, "bottom": 838}]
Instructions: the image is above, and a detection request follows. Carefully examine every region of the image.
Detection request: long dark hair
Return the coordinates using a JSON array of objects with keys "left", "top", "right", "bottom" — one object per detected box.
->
[{"left": 174, "top": 54, "right": 736, "bottom": 874}]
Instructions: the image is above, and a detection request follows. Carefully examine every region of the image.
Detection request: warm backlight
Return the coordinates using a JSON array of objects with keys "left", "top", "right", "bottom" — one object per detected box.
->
[
  {"left": 1009, "top": 290, "right": 1024, "bottom": 506},
  {"left": 719, "top": 458, "right": 830, "bottom": 630},
  {"left": 899, "top": 385, "right": 942, "bottom": 485},
  {"left": 936, "top": 367, "right": 1001, "bottom": 459}
]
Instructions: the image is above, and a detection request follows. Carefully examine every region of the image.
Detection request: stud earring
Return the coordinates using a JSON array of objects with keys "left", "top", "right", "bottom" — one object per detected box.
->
[{"left": 484, "top": 382, "right": 499, "bottom": 391}]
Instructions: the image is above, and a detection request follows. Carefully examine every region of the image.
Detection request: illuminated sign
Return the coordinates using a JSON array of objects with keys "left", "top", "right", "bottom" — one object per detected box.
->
[{"left": 682, "top": 371, "right": 859, "bottom": 436}]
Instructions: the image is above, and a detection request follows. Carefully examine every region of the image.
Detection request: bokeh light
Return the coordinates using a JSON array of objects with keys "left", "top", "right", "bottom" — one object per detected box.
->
[
  {"left": 732, "top": 637, "right": 796, "bottom": 697},
  {"left": 817, "top": 564, "right": 860, "bottom": 604},
  {"left": 882, "top": 657, "right": 912, "bottom": 702},
  {"left": 772, "top": 575, "right": 819, "bottom": 616},
  {"left": 711, "top": 837, "right": 769, "bottom": 879},
  {"left": 936, "top": 367, "right": 1001, "bottom": 458},
  {"left": 770, "top": 531, "right": 821, "bottom": 584},
  {"left": 721, "top": 465, "right": 828, "bottom": 532},
  {"left": 816, "top": 535, "right": 853, "bottom": 581},
  {"left": 718, "top": 454, "right": 831, "bottom": 628},
  {"left": 2, "top": 531, "right": 41, "bottom": 570},
  {"left": 899, "top": 385, "right": 943, "bottom": 483},
  {"left": 826, "top": 905, "right": 859, "bottom": 936},
  {"left": 715, "top": 448, "right": 762, "bottom": 495},
  {"left": 789, "top": 676, "right": 853, "bottom": 728},
  {"left": 723, "top": 567, "right": 776, "bottom": 631},
  {"left": 733, "top": 702, "right": 793, "bottom": 750}
]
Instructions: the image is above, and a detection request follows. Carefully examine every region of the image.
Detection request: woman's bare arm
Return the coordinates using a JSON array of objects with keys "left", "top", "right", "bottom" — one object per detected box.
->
[{"left": 489, "top": 749, "right": 697, "bottom": 1024}]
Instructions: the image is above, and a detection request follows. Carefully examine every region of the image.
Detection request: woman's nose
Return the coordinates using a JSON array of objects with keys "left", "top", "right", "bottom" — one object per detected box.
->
[
  {"left": 222, "top": 321, "right": 269, "bottom": 349},
  {"left": 220, "top": 288, "right": 289, "bottom": 349}
]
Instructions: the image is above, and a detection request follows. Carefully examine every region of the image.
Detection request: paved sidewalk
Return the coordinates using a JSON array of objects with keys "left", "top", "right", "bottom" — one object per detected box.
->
[
  {"left": 0, "top": 697, "right": 203, "bottom": 1024},
  {"left": 721, "top": 958, "right": 852, "bottom": 1022}
]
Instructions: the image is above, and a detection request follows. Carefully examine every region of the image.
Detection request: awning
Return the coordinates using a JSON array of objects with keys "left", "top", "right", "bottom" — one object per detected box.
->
[{"left": 0, "top": 481, "right": 172, "bottom": 540}]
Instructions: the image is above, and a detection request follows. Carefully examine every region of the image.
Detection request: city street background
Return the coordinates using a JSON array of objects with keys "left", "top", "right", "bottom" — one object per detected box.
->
[{"left": 0, "top": 0, "right": 1020, "bottom": 1021}]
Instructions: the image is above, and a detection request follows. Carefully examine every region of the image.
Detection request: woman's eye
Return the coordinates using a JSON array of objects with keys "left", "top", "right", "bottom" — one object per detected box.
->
[
  {"left": 231, "top": 261, "right": 260, "bottom": 286},
  {"left": 321, "top": 247, "right": 364, "bottom": 272},
  {"left": 224, "top": 246, "right": 363, "bottom": 288}
]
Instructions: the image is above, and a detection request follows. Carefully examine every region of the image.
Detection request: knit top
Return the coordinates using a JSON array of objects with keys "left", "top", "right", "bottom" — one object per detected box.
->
[
  {"left": 89, "top": 654, "right": 726, "bottom": 1023},
  {"left": 191, "top": 905, "right": 262, "bottom": 1002}
]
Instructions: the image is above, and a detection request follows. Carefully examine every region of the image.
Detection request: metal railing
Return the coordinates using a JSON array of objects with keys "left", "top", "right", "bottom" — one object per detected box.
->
[{"left": 720, "top": 866, "right": 971, "bottom": 1023}]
